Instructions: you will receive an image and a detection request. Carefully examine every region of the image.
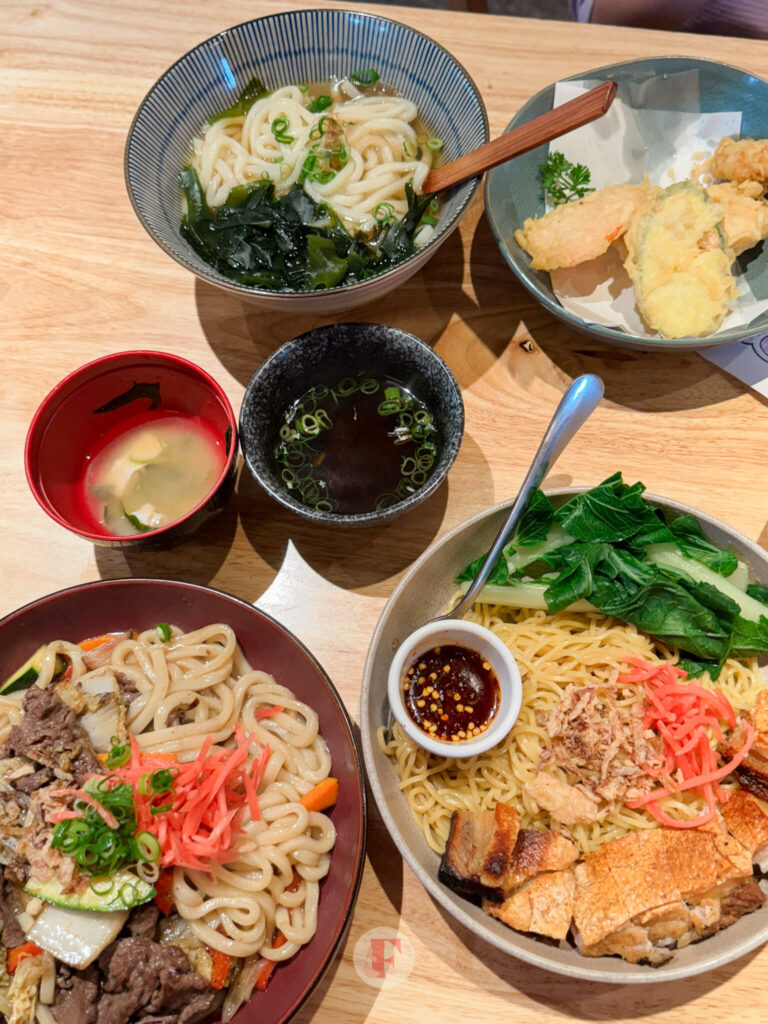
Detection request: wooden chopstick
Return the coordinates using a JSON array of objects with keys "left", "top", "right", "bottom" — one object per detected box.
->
[{"left": 422, "top": 80, "right": 617, "bottom": 194}]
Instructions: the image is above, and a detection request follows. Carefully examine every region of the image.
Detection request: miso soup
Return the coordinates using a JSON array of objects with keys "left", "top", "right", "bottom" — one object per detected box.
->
[{"left": 84, "top": 416, "right": 226, "bottom": 536}]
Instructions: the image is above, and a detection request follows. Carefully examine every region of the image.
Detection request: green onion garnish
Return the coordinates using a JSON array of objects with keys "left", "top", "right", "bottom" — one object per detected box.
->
[
  {"left": 308, "top": 94, "right": 332, "bottom": 114},
  {"left": 271, "top": 114, "right": 294, "bottom": 144},
  {"left": 426, "top": 137, "right": 443, "bottom": 151},
  {"left": 350, "top": 68, "right": 380, "bottom": 86},
  {"left": 136, "top": 831, "right": 161, "bottom": 863},
  {"left": 105, "top": 738, "right": 130, "bottom": 770},
  {"left": 156, "top": 622, "right": 171, "bottom": 643}
]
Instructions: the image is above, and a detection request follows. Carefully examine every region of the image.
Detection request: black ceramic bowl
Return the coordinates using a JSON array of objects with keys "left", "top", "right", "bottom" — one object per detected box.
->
[{"left": 239, "top": 323, "right": 464, "bottom": 526}]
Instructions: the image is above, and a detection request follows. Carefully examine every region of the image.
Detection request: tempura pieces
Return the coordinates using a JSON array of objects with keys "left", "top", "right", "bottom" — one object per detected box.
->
[
  {"left": 623, "top": 181, "right": 736, "bottom": 339},
  {"left": 514, "top": 183, "right": 655, "bottom": 271},
  {"left": 707, "top": 181, "right": 768, "bottom": 257},
  {"left": 712, "top": 136, "right": 768, "bottom": 186}
]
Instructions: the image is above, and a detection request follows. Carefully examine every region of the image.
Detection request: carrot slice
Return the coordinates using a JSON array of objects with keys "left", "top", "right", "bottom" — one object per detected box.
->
[
  {"left": 255, "top": 931, "right": 287, "bottom": 992},
  {"left": 8, "top": 942, "right": 42, "bottom": 972},
  {"left": 299, "top": 777, "right": 338, "bottom": 813},
  {"left": 208, "top": 946, "right": 231, "bottom": 989},
  {"left": 78, "top": 633, "right": 118, "bottom": 652}
]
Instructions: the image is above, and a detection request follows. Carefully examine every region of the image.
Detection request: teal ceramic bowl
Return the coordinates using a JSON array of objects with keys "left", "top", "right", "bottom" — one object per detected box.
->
[{"left": 485, "top": 56, "right": 768, "bottom": 351}]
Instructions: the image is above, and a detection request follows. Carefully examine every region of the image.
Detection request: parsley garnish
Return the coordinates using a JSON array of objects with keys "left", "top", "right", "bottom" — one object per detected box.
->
[{"left": 539, "top": 151, "right": 594, "bottom": 205}]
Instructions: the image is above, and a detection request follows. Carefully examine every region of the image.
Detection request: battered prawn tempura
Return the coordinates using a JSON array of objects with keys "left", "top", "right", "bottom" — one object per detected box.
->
[
  {"left": 514, "top": 183, "right": 656, "bottom": 271},
  {"left": 707, "top": 180, "right": 768, "bottom": 257},
  {"left": 711, "top": 137, "right": 768, "bottom": 186}
]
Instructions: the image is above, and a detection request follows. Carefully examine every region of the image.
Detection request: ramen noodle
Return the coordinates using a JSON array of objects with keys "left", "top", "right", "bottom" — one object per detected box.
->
[{"left": 377, "top": 605, "right": 763, "bottom": 856}]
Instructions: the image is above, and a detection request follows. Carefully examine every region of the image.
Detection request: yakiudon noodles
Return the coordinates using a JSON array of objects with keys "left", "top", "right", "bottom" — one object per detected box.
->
[{"left": 0, "top": 623, "right": 339, "bottom": 1024}]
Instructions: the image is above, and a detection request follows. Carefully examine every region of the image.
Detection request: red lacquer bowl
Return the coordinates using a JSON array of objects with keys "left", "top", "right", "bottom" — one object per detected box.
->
[
  {"left": 25, "top": 351, "right": 238, "bottom": 548},
  {"left": 0, "top": 578, "right": 367, "bottom": 1023}
]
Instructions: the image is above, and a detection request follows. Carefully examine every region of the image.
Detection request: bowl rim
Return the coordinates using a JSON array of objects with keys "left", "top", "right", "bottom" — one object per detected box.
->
[
  {"left": 483, "top": 53, "right": 768, "bottom": 351},
  {"left": 0, "top": 576, "right": 368, "bottom": 1022},
  {"left": 361, "top": 484, "right": 768, "bottom": 983},
  {"left": 386, "top": 618, "right": 523, "bottom": 757},
  {"left": 238, "top": 321, "right": 465, "bottom": 526},
  {"left": 24, "top": 349, "right": 238, "bottom": 543},
  {"left": 123, "top": 6, "right": 490, "bottom": 301}
]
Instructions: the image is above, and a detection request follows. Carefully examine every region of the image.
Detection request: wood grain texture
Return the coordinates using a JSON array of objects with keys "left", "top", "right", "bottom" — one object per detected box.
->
[{"left": 4, "top": 0, "right": 768, "bottom": 1020}]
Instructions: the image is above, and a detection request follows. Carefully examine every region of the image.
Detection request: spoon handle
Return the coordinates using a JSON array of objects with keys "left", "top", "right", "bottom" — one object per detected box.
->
[
  {"left": 423, "top": 81, "right": 617, "bottom": 194},
  {"left": 443, "top": 374, "right": 605, "bottom": 621}
]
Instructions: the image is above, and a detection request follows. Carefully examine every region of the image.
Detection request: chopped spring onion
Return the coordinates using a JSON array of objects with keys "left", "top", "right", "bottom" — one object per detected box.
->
[
  {"left": 426, "top": 137, "right": 443, "bottom": 151},
  {"left": 156, "top": 622, "right": 171, "bottom": 643},
  {"left": 350, "top": 68, "right": 380, "bottom": 86},
  {"left": 308, "top": 94, "right": 332, "bottom": 114},
  {"left": 271, "top": 115, "right": 294, "bottom": 145},
  {"left": 105, "top": 738, "right": 130, "bottom": 770},
  {"left": 374, "top": 202, "right": 395, "bottom": 223},
  {"left": 136, "top": 832, "right": 161, "bottom": 862}
]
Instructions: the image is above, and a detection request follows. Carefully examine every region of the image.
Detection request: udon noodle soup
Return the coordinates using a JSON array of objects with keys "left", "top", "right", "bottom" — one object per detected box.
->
[
  {"left": 0, "top": 623, "right": 337, "bottom": 1024},
  {"left": 180, "top": 73, "right": 443, "bottom": 290}
]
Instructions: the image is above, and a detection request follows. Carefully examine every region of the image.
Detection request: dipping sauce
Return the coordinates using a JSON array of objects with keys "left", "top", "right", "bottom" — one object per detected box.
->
[
  {"left": 84, "top": 415, "right": 226, "bottom": 536},
  {"left": 274, "top": 373, "right": 439, "bottom": 515},
  {"left": 402, "top": 644, "right": 500, "bottom": 743}
]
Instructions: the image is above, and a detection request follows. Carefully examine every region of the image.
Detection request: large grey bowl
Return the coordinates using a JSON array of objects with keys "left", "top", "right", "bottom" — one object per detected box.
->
[
  {"left": 484, "top": 56, "right": 768, "bottom": 351},
  {"left": 361, "top": 487, "right": 768, "bottom": 982}
]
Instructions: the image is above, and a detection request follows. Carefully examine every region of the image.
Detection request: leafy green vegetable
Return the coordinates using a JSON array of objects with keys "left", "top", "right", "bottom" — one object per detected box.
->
[
  {"left": 455, "top": 472, "right": 768, "bottom": 674},
  {"left": 539, "top": 151, "right": 595, "bottom": 205},
  {"left": 208, "top": 77, "right": 269, "bottom": 123},
  {"left": 180, "top": 169, "right": 436, "bottom": 292}
]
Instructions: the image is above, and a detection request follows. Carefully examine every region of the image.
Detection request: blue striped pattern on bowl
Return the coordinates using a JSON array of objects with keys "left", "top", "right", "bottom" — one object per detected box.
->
[{"left": 125, "top": 8, "right": 488, "bottom": 310}]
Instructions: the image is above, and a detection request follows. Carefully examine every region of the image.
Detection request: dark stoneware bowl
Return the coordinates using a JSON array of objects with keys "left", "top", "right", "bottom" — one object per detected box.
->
[
  {"left": 0, "top": 578, "right": 367, "bottom": 1024},
  {"left": 25, "top": 351, "right": 238, "bottom": 549},
  {"left": 239, "top": 322, "right": 464, "bottom": 526}
]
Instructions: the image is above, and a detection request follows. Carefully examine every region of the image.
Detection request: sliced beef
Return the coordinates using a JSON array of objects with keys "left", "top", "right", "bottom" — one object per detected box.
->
[
  {"left": 97, "top": 937, "right": 215, "bottom": 1024},
  {"left": 114, "top": 671, "right": 139, "bottom": 700},
  {"left": 125, "top": 903, "right": 160, "bottom": 941},
  {"left": 2, "top": 685, "right": 100, "bottom": 786},
  {"left": 13, "top": 766, "right": 55, "bottom": 794},
  {"left": 52, "top": 963, "right": 100, "bottom": 1024},
  {"left": 0, "top": 870, "right": 27, "bottom": 947}
]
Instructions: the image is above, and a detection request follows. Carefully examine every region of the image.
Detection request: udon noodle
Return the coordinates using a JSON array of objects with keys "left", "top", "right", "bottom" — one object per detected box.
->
[
  {"left": 378, "top": 605, "right": 763, "bottom": 856},
  {"left": 0, "top": 623, "right": 336, "bottom": 966},
  {"left": 190, "top": 77, "right": 436, "bottom": 237}
]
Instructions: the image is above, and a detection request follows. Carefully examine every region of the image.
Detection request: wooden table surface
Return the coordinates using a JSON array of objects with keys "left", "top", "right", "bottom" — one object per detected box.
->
[{"left": 5, "top": 0, "right": 768, "bottom": 1020}]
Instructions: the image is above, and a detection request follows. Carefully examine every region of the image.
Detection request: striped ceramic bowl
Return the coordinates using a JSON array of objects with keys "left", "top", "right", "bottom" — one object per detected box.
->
[{"left": 125, "top": 8, "right": 488, "bottom": 313}]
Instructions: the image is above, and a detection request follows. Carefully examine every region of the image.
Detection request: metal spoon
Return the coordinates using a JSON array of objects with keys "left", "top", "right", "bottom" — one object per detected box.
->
[{"left": 435, "top": 373, "right": 605, "bottom": 622}]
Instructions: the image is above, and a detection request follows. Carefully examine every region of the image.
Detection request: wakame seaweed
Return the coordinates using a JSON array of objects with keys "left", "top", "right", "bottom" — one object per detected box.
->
[{"left": 179, "top": 168, "right": 434, "bottom": 291}]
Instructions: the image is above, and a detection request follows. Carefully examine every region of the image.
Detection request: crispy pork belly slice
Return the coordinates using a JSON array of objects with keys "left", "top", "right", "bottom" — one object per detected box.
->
[
  {"left": 722, "top": 790, "right": 768, "bottom": 870},
  {"left": 577, "top": 922, "right": 674, "bottom": 965},
  {"left": 438, "top": 804, "right": 521, "bottom": 902},
  {"left": 664, "top": 830, "right": 752, "bottom": 901},
  {"left": 506, "top": 828, "right": 578, "bottom": 890},
  {"left": 484, "top": 869, "right": 575, "bottom": 941},
  {"left": 723, "top": 691, "right": 768, "bottom": 802},
  {"left": 718, "top": 877, "right": 766, "bottom": 926},
  {"left": 599, "top": 829, "right": 680, "bottom": 918},
  {"left": 523, "top": 773, "right": 600, "bottom": 825},
  {"left": 480, "top": 802, "right": 521, "bottom": 890},
  {"left": 572, "top": 849, "right": 633, "bottom": 947}
]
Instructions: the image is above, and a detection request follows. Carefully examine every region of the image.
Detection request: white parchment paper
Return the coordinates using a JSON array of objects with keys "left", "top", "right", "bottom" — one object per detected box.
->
[{"left": 547, "top": 79, "right": 768, "bottom": 339}]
